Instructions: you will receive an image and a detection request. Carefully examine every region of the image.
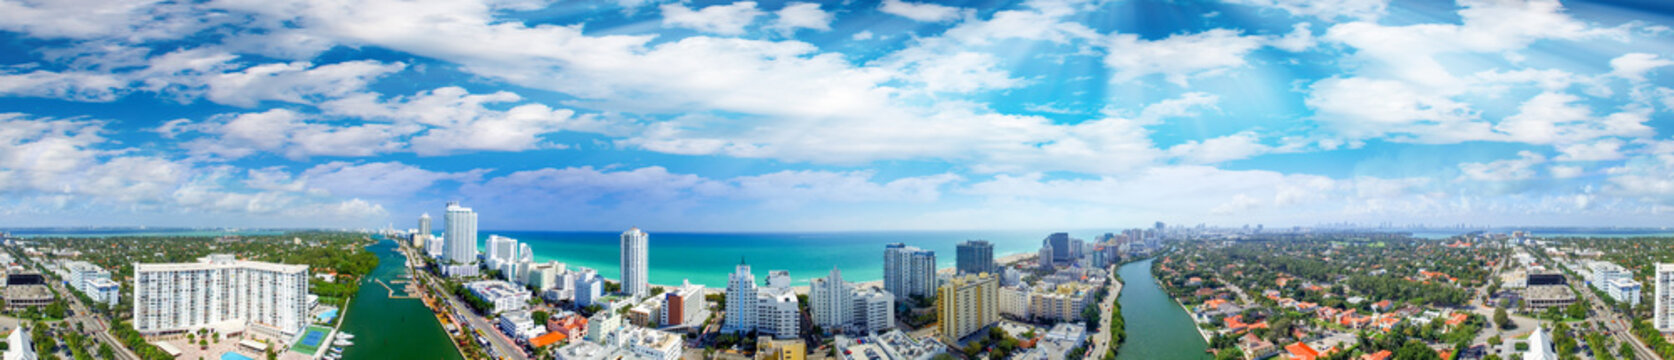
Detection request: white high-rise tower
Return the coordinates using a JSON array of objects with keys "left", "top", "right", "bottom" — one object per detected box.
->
[
  {"left": 418, "top": 213, "right": 431, "bottom": 237},
  {"left": 723, "top": 258, "right": 757, "bottom": 333},
  {"left": 444, "top": 201, "right": 478, "bottom": 265},
  {"left": 1655, "top": 263, "right": 1674, "bottom": 332},
  {"left": 621, "top": 228, "right": 649, "bottom": 298}
]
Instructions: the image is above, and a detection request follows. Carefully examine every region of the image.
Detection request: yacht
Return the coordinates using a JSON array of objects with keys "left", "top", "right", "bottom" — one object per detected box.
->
[{"left": 337, "top": 332, "right": 354, "bottom": 340}]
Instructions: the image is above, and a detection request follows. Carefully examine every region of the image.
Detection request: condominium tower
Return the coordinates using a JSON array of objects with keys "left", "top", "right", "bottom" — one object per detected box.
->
[
  {"left": 809, "top": 267, "right": 894, "bottom": 334},
  {"left": 884, "top": 243, "right": 937, "bottom": 301},
  {"left": 1656, "top": 263, "right": 1674, "bottom": 332},
  {"left": 621, "top": 228, "right": 649, "bottom": 298},
  {"left": 444, "top": 201, "right": 479, "bottom": 265},
  {"left": 956, "top": 240, "right": 995, "bottom": 275},
  {"left": 132, "top": 254, "right": 309, "bottom": 335},
  {"left": 937, "top": 273, "right": 998, "bottom": 344}
]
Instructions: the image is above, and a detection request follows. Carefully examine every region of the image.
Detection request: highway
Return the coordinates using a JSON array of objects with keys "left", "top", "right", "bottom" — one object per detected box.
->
[{"left": 1570, "top": 276, "right": 1656, "bottom": 360}]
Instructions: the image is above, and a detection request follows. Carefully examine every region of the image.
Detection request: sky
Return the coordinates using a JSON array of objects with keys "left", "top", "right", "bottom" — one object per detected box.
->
[{"left": 0, "top": 0, "right": 1673, "bottom": 231}]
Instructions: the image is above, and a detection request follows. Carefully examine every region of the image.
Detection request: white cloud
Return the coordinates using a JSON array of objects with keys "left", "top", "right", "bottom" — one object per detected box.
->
[
  {"left": 178, "top": 109, "right": 409, "bottom": 160},
  {"left": 0, "top": 70, "right": 126, "bottom": 101},
  {"left": 300, "top": 161, "right": 487, "bottom": 198},
  {"left": 0, "top": 113, "right": 388, "bottom": 226},
  {"left": 323, "top": 87, "right": 608, "bottom": 156},
  {"left": 660, "top": 1, "right": 763, "bottom": 36},
  {"left": 878, "top": 0, "right": 966, "bottom": 23},
  {"left": 199, "top": 60, "right": 406, "bottom": 107},
  {"left": 1105, "top": 29, "right": 1266, "bottom": 86},
  {"left": 0, "top": 0, "right": 219, "bottom": 41},
  {"left": 1554, "top": 139, "right": 1626, "bottom": 162},
  {"left": 852, "top": 31, "right": 874, "bottom": 41},
  {"left": 1224, "top": 0, "right": 1388, "bottom": 20},
  {"left": 1458, "top": 151, "right": 1546, "bottom": 181},
  {"left": 770, "top": 3, "right": 832, "bottom": 35},
  {"left": 1306, "top": 77, "right": 1491, "bottom": 143},
  {"left": 1493, "top": 92, "right": 1653, "bottom": 145},
  {"left": 1168, "top": 131, "right": 1272, "bottom": 164},
  {"left": 1610, "top": 53, "right": 1674, "bottom": 82},
  {"left": 1549, "top": 165, "right": 1584, "bottom": 179}
]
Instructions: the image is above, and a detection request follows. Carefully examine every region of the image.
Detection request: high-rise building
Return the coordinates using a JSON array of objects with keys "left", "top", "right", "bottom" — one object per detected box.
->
[
  {"left": 419, "top": 213, "right": 431, "bottom": 237},
  {"left": 660, "top": 280, "right": 705, "bottom": 328},
  {"left": 488, "top": 234, "right": 518, "bottom": 274},
  {"left": 811, "top": 267, "right": 853, "bottom": 330},
  {"left": 956, "top": 240, "right": 994, "bottom": 275},
  {"left": 621, "top": 228, "right": 649, "bottom": 299},
  {"left": 811, "top": 267, "right": 896, "bottom": 335},
  {"left": 883, "top": 243, "right": 937, "bottom": 301},
  {"left": 937, "top": 273, "right": 998, "bottom": 344},
  {"left": 1656, "top": 263, "right": 1674, "bottom": 332},
  {"left": 573, "top": 268, "right": 604, "bottom": 307},
  {"left": 1038, "top": 243, "right": 1054, "bottom": 271},
  {"left": 1044, "top": 233, "right": 1071, "bottom": 263},
  {"left": 133, "top": 254, "right": 309, "bottom": 335},
  {"left": 722, "top": 259, "right": 800, "bottom": 338},
  {"left": 65, "top": 261, "right": 118, "bottom": 305},
  {"left": 724, "top": 259, "right": 758, "bottom": 334},
  {"left": 444, "top": 201, "right": 479, "bottom": 266}
]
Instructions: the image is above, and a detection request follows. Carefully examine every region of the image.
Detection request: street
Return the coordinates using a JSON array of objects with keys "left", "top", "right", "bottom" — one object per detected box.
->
[
  {"left": 405, "top": 245, "right": 529, "bottom": 360},
  {"left": 1086, "top": 265, "right": 1124, "bottom": 358}
]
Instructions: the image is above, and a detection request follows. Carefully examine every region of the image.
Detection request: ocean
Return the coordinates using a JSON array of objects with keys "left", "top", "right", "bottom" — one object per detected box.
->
[{"left": 478, "top": 230, "right": 1079, "bottom": 288}]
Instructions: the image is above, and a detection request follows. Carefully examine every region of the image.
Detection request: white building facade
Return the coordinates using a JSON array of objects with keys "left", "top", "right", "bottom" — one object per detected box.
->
[
  {"left": 1656, "top": 263, "right": 1674, "bottom": 332},
  {"left": 132, "top": 254, "right": 309, "bottom": 335},
  {"left": 884, "top": 243, "right": 937, "bottom": 301},
  {"left": 810, "top": 267, "right": 894, "bottom": 334},
  {"left": 444, "top": 201, "right": 479, "bottom": 267},
  {"left": 621, "top": 228, "right": 649, "bottom": 299}
]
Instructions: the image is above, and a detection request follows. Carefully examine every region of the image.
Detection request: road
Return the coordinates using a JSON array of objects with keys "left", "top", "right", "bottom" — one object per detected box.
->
[
  {"left": 1087, "top": 266, "right": 1124, "bottom": 358},
  {"left": 49, "top": 274, "right": 140, "bottom": 360},
  {"left": 407, "top": 247, "right": 529, "bottom": 360},
  {"left": 1569, "top": 276, "right": 1656, "bottom": 360}
]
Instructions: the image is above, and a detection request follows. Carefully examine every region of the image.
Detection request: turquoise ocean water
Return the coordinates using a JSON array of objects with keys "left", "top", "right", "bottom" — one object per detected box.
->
[{"left": 474, "top": 230, "right": 1079, "bottom": 287}]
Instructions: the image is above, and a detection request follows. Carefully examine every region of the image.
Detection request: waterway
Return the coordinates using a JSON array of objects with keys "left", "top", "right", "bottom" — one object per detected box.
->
[
  {"left": 1114, "top": 258, "right": 1210, "bottom": 360},
  {"left": 339, "top": 236, "right": 463, "bottom": 360}
]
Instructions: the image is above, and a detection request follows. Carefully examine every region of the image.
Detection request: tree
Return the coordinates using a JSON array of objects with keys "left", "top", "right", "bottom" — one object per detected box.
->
[
  {"left": 1495, "top": 307, "right": 1511, "bottom": 329},
  {"left": 533, "top": 310, "right": 551, "bottom": 324},
  {"left": 1395, "top": 340, "right": 1441, "bottom": 360}
]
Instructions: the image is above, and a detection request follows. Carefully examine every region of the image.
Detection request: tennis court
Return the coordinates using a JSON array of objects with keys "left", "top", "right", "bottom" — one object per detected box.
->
[{"left": 290, "top": 326, "right": 333, "bottom": 354}]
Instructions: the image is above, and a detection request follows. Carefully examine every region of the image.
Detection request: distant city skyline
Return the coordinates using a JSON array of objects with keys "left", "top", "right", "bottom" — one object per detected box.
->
[{"left": 1, "top": 0, "right": 1673, "bottom": 231}]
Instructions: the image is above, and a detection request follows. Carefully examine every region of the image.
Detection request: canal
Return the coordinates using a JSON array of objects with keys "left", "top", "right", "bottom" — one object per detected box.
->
[
  {"left": 339, "top": 236, "right": 463, "bottom": 360},
  {"left": 1114, "top": 258, "right": 1210, "bottom": 360}
]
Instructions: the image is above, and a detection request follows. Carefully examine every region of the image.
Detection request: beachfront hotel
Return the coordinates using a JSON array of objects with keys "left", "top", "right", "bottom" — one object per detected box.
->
[
  {"left": 443, "top": 201, "right": 479, "bottom": 267},
  {"left": 809, "top": 267, "right": 895, "bottom": 334},
  {"left": 132, "top": 254, "right": 309, "bottom": 336},
  {"left": 722, "top": 259, "right": 800, "bottom": 338},
  {"left": 621, "top": 228, "right": 649, "bottom": 299},
  {"left": 937, "top": 273, "right": 998, "bottom": 344},
  {"left": 883, "top": 243, "right": 937, "bottom": 301}
]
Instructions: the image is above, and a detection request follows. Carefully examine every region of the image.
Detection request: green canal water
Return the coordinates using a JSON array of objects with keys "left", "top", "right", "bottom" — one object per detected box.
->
[
  {"left": 339, "top": 237, "right": 463, "bottom": 360},
  {"left": 1114, "top": 258, "right": 1210, "bottom": 360}
]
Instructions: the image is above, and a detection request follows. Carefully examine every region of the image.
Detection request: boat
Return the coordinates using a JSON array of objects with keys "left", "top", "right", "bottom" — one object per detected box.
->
[
  {"left": 337, "top": 332, "right": 354, "bottom": 340},
  {"left": 334, "top": 339, "right": 354, "bottom": 346}
]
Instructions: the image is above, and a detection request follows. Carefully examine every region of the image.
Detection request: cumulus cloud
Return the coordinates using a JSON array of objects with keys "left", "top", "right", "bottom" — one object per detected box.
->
[
  {"left": 660, "top": 1, "right": 763, "bottom": 35},
  {"left": 1224, "top": 0, "right": 1389, "bottom": 20},
  {"left": 1168, "top": 132, "right": 1272, "bottom": 164},
  {"left": 1610, "top": 53, "right": 1673, "bottom": 82},
  {"left": 878, "top": 0, "right": 966, "bottom": 23},
  {"left": 1458, "top": 151, "right": 1546, "bottom": 182},
  {"left": 1554, "top": 139, "right": 1627, "bottom": 162},
  {"left": 1105, "top": 29, "right": 1266, "bottom": 86},
  {"left": 770, "top": 3, "right": 832, "bottom": 35}
]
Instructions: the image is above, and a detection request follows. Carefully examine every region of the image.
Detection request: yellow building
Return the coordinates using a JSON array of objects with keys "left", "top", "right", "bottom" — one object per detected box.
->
[
  {"left": 756, "top": 336, "right": 806, "bottom": 360},
  {"left": 937, "top": 273, "right": 998, "bottom": 344},
  {"left": 1028, "top": 283, "right": 1092, "bottom": 321}
]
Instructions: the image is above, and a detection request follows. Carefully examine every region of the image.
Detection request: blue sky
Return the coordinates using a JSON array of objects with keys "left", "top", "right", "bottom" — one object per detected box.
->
[{"left": 1, "top": 0, "right": 1673, "bottom": 231}]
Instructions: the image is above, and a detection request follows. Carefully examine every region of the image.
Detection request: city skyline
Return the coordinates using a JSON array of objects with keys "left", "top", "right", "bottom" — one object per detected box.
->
[{"left": 2, "top": 0, "right": 1674, "bottom": 232}]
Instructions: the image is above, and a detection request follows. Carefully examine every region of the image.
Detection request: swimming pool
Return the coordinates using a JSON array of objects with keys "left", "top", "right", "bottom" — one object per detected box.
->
[{"left": 220, "top": 352, "right": 254, "bottom": 360}]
